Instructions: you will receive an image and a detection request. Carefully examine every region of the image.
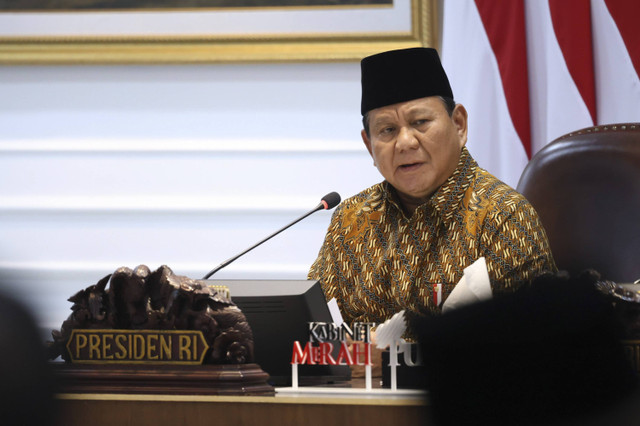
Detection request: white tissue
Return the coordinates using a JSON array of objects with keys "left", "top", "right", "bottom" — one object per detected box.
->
[{"left": 441, "top": 257, "right": 492, "bottom": 313}]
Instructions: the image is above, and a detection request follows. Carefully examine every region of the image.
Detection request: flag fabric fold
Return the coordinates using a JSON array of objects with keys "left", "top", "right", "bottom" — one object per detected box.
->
[{"left": 442, "top": 0, "right": 640, "bottom": 188}]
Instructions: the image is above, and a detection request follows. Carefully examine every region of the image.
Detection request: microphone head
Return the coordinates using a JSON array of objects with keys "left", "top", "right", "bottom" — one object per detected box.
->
[{"left": 320, "top": 192, "right": 341, "bottom": 210}]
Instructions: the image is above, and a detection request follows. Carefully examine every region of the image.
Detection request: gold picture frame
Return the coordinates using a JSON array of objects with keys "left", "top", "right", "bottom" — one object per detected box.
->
[{"left": 0, "top": 0, "right": 436, "bottom": 64}]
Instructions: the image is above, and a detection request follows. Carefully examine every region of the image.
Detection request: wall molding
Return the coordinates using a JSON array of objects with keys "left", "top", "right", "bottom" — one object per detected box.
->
[
  {"left": 0, "top": 138, "right": 364, "bottom": 154},
  {"left": 0, "top": 260, "right": 310, "bottom": 280},
  {"left": 0, "top": 195, "right": 331, "bottom": 214}
]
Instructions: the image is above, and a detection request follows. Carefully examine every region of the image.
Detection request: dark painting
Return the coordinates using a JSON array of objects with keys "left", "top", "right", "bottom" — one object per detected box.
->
[{"left": 1, "top": 0, "right": 392, "bottom": 12}]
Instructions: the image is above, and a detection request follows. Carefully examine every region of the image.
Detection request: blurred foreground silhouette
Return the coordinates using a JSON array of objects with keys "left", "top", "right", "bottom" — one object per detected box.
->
[
  {"left": 414, "top": 271, "right": 639, "bottom": 426},
  {"left": 0, "top": 284, "right": 57, "bottom": 426}
]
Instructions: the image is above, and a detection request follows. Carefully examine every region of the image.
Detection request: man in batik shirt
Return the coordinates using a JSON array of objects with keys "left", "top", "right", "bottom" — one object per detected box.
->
[{"left": 309, "top": 48, "right": 556, "bottom": 325}]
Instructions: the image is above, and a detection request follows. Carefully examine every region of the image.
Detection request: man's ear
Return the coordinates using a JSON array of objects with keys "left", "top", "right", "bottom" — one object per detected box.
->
[
  {"left": 452, "top": 104, "right": 468, "bottom": 148},
  {"left": 361, "top": 129, "right": 374, "bottom": 157}
]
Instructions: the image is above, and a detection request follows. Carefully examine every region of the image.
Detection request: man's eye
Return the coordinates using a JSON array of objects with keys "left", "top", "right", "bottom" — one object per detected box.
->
[
  {"left": 414, "top": 119, "right": 428, "bottom": 126},
  {"left": 380, "top": 126, "right": 395, "bottom": 134}
]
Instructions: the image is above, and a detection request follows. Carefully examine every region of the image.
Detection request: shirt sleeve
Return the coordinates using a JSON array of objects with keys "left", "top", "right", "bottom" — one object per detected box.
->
[
  {"left": 307, "top": 206, "right": 358, "bottom": 324},
  {"left": 480, "top": 198, "right": 557, "bottom": 293}
]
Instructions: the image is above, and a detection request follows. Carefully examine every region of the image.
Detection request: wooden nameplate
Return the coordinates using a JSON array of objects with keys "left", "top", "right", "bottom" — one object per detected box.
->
[{"left": 51, "top": 363, "right": 274, "bottom": 396}]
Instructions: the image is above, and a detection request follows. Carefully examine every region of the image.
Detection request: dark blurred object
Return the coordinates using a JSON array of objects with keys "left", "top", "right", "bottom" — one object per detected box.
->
[
  {"left": 0, "top": 289, "right": 57, "bottom": 426},
  {"left": 596, "top": 279, "right": 640, "bottom": 341},
  {"left": 517, "top": 123, "right": 640, "bottom": 283},
  {"left": 413, "top": 270, "right": 637, "bottom": 426}
]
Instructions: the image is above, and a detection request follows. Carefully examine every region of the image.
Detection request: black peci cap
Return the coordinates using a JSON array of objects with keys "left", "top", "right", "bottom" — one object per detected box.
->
[{"left": 360, "top": 47, "right": 453, "bottom": 115}]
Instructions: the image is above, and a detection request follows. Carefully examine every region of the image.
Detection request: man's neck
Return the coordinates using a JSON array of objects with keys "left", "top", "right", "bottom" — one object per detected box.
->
[{"left": 396, "top": 191, "right": 431, "bottom": 217}]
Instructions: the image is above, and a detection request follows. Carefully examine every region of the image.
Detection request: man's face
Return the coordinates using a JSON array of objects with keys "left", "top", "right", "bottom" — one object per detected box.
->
[{"left": 361, "top": 96, "right": 468, "bottom": 207}]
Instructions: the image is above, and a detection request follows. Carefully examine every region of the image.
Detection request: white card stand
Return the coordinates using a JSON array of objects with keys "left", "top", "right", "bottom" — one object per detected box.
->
[
  {"left": 365, "top": 348, "right": 372, "bottom": 391},
  {"left": 389, "top": 340, "right": 400, "bottom": 391},
  {"left": 291, "top": 363, "right": 299, "bottom": 389}
]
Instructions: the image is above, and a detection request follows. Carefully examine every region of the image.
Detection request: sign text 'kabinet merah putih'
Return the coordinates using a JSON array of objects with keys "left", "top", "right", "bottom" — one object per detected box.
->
[
  {"left": 291, "top": 322, "right": 376, "bottom": 367},
  {"left": 290, "top": 311, "right": 423, "bottom": 390}
]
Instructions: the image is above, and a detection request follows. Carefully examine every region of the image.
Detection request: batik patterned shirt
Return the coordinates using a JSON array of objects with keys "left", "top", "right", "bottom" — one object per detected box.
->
[{"left": 308, "top": 148, "right": 556, "bottom": 324}]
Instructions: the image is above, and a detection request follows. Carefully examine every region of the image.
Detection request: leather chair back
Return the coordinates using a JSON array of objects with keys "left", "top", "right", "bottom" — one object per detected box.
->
[{"left": 517, "top": 124, "right": 640, "bottom": 283}]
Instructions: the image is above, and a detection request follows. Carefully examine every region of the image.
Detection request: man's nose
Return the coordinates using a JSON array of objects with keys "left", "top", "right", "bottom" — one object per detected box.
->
[{"left": 396, "top": 127, "right": 419, "bottom": 151}]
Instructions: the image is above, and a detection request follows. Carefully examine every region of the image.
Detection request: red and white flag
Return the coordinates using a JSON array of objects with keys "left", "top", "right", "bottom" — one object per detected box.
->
[{"left": 442, "top": 0, "right": 640, "bottom": 188}]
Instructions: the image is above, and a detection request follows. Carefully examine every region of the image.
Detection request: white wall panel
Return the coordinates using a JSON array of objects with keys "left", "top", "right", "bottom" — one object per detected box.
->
[
  {"left": 0, "top": 142, "right": 370, "bottom": 198},
  {"left": 0, "top": 63, "right": 382, "bottom": 332}
]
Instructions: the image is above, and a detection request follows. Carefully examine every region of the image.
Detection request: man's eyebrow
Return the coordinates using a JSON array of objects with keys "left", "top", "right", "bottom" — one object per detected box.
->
[
  {"left": 370, "top": 115, "right": 395, "bottom": 127},
  {"left": 405, "top": 106, "right": 433, "bottom": 115}
]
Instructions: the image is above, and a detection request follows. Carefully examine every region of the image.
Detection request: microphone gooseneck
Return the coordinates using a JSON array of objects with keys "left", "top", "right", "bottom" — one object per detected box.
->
[{"left": 201, "top": 192, "right": 341, "bottom": 280}]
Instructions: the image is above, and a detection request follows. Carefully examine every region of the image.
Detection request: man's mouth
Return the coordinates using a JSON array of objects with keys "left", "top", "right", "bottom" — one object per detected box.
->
[{"left": 398, "top": 162, "right": 422, "bottom": 170}]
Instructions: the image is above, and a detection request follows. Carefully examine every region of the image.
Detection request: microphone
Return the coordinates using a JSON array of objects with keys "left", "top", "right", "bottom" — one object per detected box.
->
[{"left": 202, "top": 192, "right": 341, "bottom": 280}]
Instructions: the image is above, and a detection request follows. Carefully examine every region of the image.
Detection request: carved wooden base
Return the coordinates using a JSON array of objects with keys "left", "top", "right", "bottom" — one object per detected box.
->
[{"left": 51, "top": 363, "right": 274, "bottom": 396}]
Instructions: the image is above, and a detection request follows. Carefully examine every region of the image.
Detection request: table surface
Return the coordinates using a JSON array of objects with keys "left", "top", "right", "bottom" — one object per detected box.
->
[{"left": 54, "top": 380, "right": 429, "bottom": 426}]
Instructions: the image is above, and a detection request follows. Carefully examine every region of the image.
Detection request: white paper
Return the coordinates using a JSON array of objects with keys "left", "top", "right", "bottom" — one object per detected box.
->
[
  {"left": 442, "top": 257, "right": 492, "bottom": 313},
  {"left": 327, "top": 298, "right": 344, "bottom": 326},
  {"left": 375, "top": 310, "right": 406, "bottom": 349}
]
